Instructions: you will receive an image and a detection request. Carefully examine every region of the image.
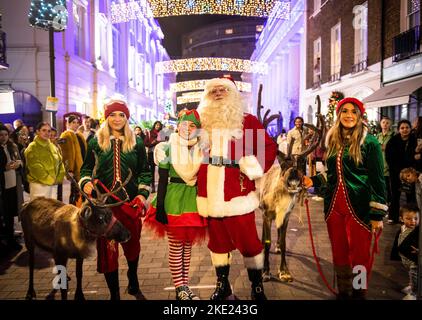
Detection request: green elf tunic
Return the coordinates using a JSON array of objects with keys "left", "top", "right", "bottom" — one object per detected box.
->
[
  {"left": 79, "top": 135, "right": 151, "bottom": 203},
  {"left": 311, "top": 130, "right": 388, "bottom": 229},
  {"left": 145, "top": 133, "right": 207, "bottom": 243}
]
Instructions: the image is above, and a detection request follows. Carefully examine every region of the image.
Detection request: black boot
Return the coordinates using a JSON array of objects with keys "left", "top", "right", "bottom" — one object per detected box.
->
[
  {"left": 335, "top": 265, "right": 352, "bottom": 300},
  {"left": 127, "top": 256, "right": 146, "bottom": 300},
  {"left": 104, "top": 270, "right": 120, "bottom": 300},
  {"left": 210, "top": 265, "right": 232, "bottom": 300},
  {"left": 352, "top": 288, "right": 367, "bottom": 300},
  {"left": 247, "top": 269, "right": 267, "bottom": 300}
]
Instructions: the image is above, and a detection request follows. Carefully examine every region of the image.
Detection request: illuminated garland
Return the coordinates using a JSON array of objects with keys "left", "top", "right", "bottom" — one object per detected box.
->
[
  {"left": 156, "top": 58, "right": 268, "bottom": 75},
  {"left": 28, "top": 0, "right": 68, "bottom": 31},
  {"left": 110, "top": 0, "right": 289, "bottom": 21},
  {"left": 148, "top": 0, "right": 278, "bottom": 17},
  {"left": 110, "top": 0, "right": 154, "bottom": 23},
  {"left": 170, "top": 79, "right": 251, "bottom": 93}
]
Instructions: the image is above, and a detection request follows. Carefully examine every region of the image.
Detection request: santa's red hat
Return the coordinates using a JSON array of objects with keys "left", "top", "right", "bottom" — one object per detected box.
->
[
  {"left": 104, "top": 100, "right": 130, "bottom": 119},
  {"left": 204, "top": 75, "right": 238, "bottom": 93},
  {"left": 336, "top": 97, "right": 365, "bottom": 115}
]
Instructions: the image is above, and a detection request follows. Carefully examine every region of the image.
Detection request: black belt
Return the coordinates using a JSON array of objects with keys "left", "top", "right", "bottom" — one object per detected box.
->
[
  {"left": 208, "top": 156, "right": 239, "bottom": 168},
  {"left": 170, "top": 177, "right": 187, "bottom": 184}
]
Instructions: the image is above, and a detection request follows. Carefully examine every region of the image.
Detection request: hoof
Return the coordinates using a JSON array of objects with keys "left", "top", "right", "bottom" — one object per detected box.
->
[
  {"left": 278, "top": 271, "right": 293, "bottom": 282},
  {"left": 25, "top": 290, "right": 36, "bottom": 300},
  {"left": 74, "top": 291, "right": 86, "bottom": 301},
  {"left": 263, "top": 271, "right": 271, "bottom": 282}
]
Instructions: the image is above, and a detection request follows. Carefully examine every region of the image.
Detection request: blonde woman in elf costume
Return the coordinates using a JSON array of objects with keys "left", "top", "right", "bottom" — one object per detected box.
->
[
  {"left": 79, "top": 100, "right": 152, "bottom": 300},
  {"left": 145, "top": 109, "right": 207, "bottom": 300},
  {"left": 303, "top": 97, "right": 387, "bottom": 300}
]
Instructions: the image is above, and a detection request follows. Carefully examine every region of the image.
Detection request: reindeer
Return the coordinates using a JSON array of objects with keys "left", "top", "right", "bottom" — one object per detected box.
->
[
  {"left": 257, "top": 88, "right": 325, "bottom": 282},
  {"left": 20, "top": 162, "right": 133, "bottom": 300}
]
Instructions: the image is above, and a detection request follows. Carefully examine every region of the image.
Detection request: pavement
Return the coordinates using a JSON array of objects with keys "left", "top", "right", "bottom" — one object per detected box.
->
[{"left": 0, "top": 181, "right": 409, "bottom": 300}]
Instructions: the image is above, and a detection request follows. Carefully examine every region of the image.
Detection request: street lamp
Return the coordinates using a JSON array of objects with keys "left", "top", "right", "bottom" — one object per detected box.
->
[{"left": 28, "top": 0, "right": 68, "bottom": 128}]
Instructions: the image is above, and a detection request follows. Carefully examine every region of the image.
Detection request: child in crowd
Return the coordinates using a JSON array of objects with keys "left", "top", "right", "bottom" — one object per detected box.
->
[
  {"left": 391, "top": 203, "right": 419, "bottom": 300},
  {"left": 400, "top": 167, "right": 422, "bottom": 211}
]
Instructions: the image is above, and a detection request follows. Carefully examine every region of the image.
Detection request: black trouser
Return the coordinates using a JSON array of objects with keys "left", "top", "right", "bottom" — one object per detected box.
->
[
  {"left": 0, "top": 187, "right": 18, "bottom": 240},
  {"left": 384, "top": 176, "right": 392, "bottom": 206},
  {"left": 147, "top": 152, "right": 156, "bottom": 191}
]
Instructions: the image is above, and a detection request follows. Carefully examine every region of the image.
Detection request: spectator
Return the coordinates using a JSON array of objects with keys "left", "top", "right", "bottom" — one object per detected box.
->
[
  {"left": 59, "top": 115, "right": 87, "bottom": 205},
  {"left": 24, "top": 122, "right": 65, "bottom": 200},
  {"left": 376, "top": 117, "right": 394, "bottom": 207},
  {"left": 144, "top": 121, "right": 163, "bottom": 193},
  {"left": 386, "top": 120, "right": 417, "bottom": 224},
  {"left": 0, "top": 124, "right": 24, "bottom": 251}
]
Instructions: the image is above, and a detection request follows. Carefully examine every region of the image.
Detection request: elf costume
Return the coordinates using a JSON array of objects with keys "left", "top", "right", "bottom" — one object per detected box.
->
[
  {"left": 144, "top": 109, "right": 207, "bottom": 300},
  {"left": 311, "top": 97, "right": 387, "bottom": 299},
  {"left": 79, "top": 100, "right": 152, "bottom": 300}
]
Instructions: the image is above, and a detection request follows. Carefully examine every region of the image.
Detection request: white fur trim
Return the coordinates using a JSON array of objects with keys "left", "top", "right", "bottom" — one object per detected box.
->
[
  {"left": 197, "top": 191, "right": 260, "bottom": 218},
  {"left": 369, "top": 201, "right": 388, "bottom": 212},
  {"left": 79, "top": 176, "right": 91, "bottom": 188},
  {"left": 138, "top": 184, "right": 151, "bottom": 192},
  {"left": 204, "top": 78, "right": 238, "bottom": 94},
  {"left": 239, "top": 155, "right": 264, "bottom": 180},
  {"left": 210, "top": 252, "right": 232, "bottom": 267},
  {"left": 153, "top": 142, "right": 169, "bottom": 166},
  {"left": 243, "top": 252, "right": 264, "bottom": 270},
  {"left": 169, "top": 133, "right": 203, "bottom": 186}
]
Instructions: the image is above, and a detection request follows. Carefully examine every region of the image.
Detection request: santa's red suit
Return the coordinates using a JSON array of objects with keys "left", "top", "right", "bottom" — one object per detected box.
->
[{"left": 196, "top": 113, "right": 277, "bottom": 269}]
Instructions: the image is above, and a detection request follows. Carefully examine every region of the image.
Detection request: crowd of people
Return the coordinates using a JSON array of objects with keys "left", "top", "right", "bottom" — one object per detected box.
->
[{"left": 0, "top": 78, "right": 421, "bottom": 301}]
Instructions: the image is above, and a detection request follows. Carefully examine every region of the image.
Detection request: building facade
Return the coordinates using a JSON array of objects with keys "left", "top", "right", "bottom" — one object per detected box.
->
[
  {"left": 304, "top": 0, "right": 421, "bottom": 124},
  {"left": 0, "top": 0, "right": 175, "bottom": 130},
  {"left": 248, "top": 0, "right": 306, "bottom": 134},
  {"left": 363, "top": 0, "right": 421, "bottom": 123},
  {"left": 304, "top": 0, "right": 383, "bottom": 122}
]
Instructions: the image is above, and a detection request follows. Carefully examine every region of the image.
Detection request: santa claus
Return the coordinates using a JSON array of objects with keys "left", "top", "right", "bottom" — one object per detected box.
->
[{"left": 196, "top": 75, "right": 277, "bottom": 300}]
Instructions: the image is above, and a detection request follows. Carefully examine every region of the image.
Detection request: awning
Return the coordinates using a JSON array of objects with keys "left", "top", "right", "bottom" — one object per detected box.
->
[{"left": 363, "top": 76, "right": 422, "bottom": 108}]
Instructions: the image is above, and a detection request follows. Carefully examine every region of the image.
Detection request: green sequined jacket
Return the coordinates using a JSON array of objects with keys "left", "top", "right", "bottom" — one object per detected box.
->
[
  {"left": 311, "top": 132, "right": 388, "bottom": 229},
  {"left": 79, "top": 136, "right": 152, "bottom": 202}
]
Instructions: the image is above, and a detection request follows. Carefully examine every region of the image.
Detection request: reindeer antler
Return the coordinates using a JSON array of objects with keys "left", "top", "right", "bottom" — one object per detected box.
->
[{"left": 256, "top": 83, "right": 281, "bottom": 138}]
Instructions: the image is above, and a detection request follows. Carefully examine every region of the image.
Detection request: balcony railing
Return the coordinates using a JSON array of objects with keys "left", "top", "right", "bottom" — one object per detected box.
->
[
  {"left": 351, "top": 59, "right": 368, "bottom": 74},
  {"left": 393, "top": 25, "right": 421, "bottom": 62},
  {"left": 329, "top": 71, "right": 341, "bottom": 82}
]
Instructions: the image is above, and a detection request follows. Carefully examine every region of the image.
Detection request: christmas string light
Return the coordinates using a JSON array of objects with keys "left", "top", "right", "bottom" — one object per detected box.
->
[
  {"left": 176, "top": 92, "right": 204, "bottom": 105},
  {"left": 170, "top": 79, "right": 251, "bottom": 93},
  {"left": 110, "top": 0, "right": 291, "bottom": 22},
  {"left": 156, "top": 58, "right": 268, "bottom": 75}
]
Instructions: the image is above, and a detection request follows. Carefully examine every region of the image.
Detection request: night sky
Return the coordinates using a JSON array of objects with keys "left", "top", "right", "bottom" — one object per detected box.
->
[{"left": 157, "top": 15, "right": 253, "bottom": 58}]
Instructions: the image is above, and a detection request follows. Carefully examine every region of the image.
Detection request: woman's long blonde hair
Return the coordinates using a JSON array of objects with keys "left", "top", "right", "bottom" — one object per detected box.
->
[
  {"left": 97, "top": 117, "right": 136, "bottom": 153},
  {"left": 326, "top": 105, "right": 367, "bottom": 165}
]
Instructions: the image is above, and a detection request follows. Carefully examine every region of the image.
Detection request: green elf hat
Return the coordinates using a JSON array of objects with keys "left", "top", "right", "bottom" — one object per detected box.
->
[{"left": 178, "top": 109, "right": 201, "bottom": 128}]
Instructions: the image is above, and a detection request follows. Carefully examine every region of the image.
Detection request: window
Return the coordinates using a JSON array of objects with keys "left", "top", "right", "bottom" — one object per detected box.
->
[
  {"left": 353, "top": 2, "right": 368, "bottom": 71},
  {"left": 112, "top": 27, "right": 120, "bottom": 90},
  {"left": 330, "top": 22, "right": 341, "bottom": 79},
  {"left": 313, "top": 37, "right": 321, "bottom": 85},
  {"left": 225, "top": 28, "right": 234, "bottom": 35},
  {"left": 73, "top": 3, "right": 86, "bottom": 58},
  {"left": 408, "top": 0, "right": 420, "bottom": 29}
]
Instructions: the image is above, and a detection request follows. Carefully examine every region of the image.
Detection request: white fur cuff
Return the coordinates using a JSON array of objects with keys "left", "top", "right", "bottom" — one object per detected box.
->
[
  {"left": 369, "top": 201, "right": 388, "bottom": 212},
  {"left": 210, "top": 252, "right": 232, "bottom": 267},
  {"left": 243, "top": 252, "right": 264, "bottom": 270},
  {"left": 238, "top": 155, "right": 264, "bottom": 180},
  {"left": 153, "top": 142, "right": 168, "bottom": 165}
]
